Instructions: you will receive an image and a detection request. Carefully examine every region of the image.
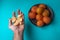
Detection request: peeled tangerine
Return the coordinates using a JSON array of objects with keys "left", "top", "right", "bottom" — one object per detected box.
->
[
  {"left": 36, "top": 15, "right": 43, "bottom": 20},
  {"left": 36, "top": 20, "right": 44, "bottom": 26},
  {"left": 39, "top": 4, "right": 46, "bottom": 9},
  {"left": 42, "top": 9, "right": 50, "bottom": 17},
  {"left": 36, "top": 7, "right": 44, "bottom": 14},
  {"left": 31, "top": 6, "right": 37, "bottom": 13},
  {"left": 13, "top": 20, "right": 19, "bottom": 26},
  {"left": 29, "top": 12, "right": 36, "bottom": 19},
  {"left": 17, "top": 14, "right": 23, "bottom": 22},
  {"left": 12, "top": 17, "right": 16, "bottom": 23},
  {"left": 43, "top": 17, "right": 51, "bottom": 24},
  {"left": 13, "top": 15, "right": 23, "bottom": 26},
  {"left": 17, "top": 17, "right": 23, "bottom": 22}
]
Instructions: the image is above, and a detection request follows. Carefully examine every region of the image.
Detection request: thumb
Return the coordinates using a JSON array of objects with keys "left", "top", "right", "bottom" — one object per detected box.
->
[{"left": 9, "top": 19, "right": 12, "bottom": 26}]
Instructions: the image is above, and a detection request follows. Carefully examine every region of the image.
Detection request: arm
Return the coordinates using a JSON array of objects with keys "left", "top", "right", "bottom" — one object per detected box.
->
[{"left": 14, "top": 30, "right": 23, "bottom": 40}]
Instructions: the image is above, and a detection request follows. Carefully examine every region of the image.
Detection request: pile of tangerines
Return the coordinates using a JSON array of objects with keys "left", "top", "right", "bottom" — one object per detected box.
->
[{"left": 28, "top": 4, "right": 52, "bottom": 27}]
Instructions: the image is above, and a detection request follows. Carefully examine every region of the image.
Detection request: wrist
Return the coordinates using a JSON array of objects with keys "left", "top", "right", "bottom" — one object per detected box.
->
[
  {"left": 18, "top": 31, "right": 23, "bottom": 35},
  {"left": 14, "top": 30, "right": 19, "bottom": 35}
]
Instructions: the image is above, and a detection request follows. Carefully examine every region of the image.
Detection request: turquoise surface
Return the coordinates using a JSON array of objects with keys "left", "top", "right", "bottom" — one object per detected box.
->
[{"left": 0, "top": 0, "right": 60, "bottom": 40}]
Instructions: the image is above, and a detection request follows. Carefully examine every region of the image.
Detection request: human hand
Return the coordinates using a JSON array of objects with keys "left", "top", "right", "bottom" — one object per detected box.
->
[{"left": 9, "top": 10, "right": 24, "bottom": 33}]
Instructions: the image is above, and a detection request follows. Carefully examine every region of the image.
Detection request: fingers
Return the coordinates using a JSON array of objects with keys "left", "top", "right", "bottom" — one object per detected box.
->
[
  {"left": 9, "top": 19, "right": 12, "bottom": 26},
  {"left": 12, "top": 12, "right": 16, "bottom": 23},
  {"left": 18, "top": 9, "right": 21, "bottom": 15},
  {"left": 17, "top": 12, "right": 24, "bottom": 32},
  {"left": 22, "top": 14, "right": 24, "bottom": 20},
  {"left": 12, "top": 12, "right": 16, "bottom": 17}
]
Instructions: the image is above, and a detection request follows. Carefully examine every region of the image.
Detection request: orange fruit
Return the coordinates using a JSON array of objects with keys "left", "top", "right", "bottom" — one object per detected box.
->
[
  {"left": 43, "top": 17, "right": 51, "bottom": 24},
  {"left": 42, "top": 9, "right": 50, "bottom": 17},
  {"left": 39, "top": 4, "right": 46, "bottom": 9},
  {"left": 28, "top": 12, "right": 36, "bottom": 19},
  {"left": 12, "top": 17, "right": 16, "bottom": 23},
  {"left": 31, "top": 6, "right": 37, "bottom": 13},
  {"left": 36, "top": 7, "right": 44, "bottom": 14},
  {"left": 36, "top": 20, "right": 44, "bottom": 26},
  {"left": 36, "top": 15, "right": 43, "bottom": 20},
  {"left": 13, "top": 20, "right": 19, "bottom": 26}
]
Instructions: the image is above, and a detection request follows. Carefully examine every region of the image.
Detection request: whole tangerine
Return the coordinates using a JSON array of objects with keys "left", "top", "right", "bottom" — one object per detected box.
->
[
  {"left": 28, "top": 12, "right": 36, "bottom": 19},
  {"left": 42, "top": 9, "right": 50, "bottom": 17},
  {"left": 43, "top": 17, "right": 51, "bottom": 24},
  {"left": 39, "top": 4, "right": 46, "bottom": 9},
  {"left": 31, "top": 6, "right": 37, "bottom": 13},
  {"left": 36, "top": 7, "right": 44, "bottom": 14},
  {"left": 36, "top": 15, "right": 43, "bottom": 20},
  {"left": 36, "top": 20, "right": 44, "bottom": 26}
]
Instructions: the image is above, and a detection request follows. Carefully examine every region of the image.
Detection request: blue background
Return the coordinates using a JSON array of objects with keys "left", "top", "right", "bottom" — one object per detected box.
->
[{"left": 0, "top": 0, "right": 60, "bottom": 40}]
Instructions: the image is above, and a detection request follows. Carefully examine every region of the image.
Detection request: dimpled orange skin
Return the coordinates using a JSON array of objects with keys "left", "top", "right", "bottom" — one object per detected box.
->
[
  {"left": 36, "top": 7, "right": 44, "bottom": 15},
  {"left": 31, "top": 6, "right": 37, "bottom": 13},
  {"left": 43, "top": 17, "right": 51, "bottom": 24},
  {"left": 42, "top": 9, "right": 50, "bottom": 17},
  {"left": 36, "top": 20, "right": 44, "bottom": 26},
  {"left": 36, "top": 15, "right": 43, "bottom": 21},
  {"left": 39, "top": 4, "right": 46, "bottom": 9},
  {"left": 28, "top": 12, "right": 36, "bottom": 19}
]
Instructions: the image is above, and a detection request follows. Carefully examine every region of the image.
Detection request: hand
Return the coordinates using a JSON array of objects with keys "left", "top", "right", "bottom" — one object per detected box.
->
[{"left": 9, "top": 10, "right": 24, "bottom": 33}]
